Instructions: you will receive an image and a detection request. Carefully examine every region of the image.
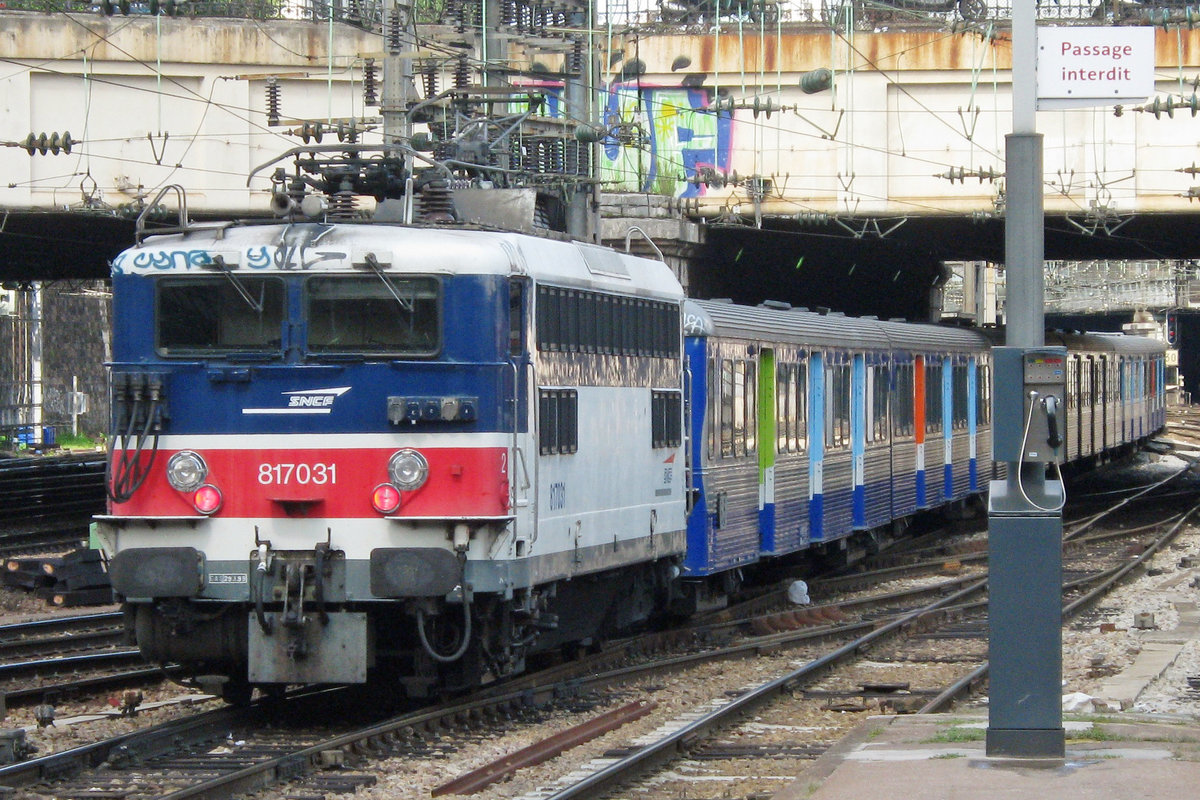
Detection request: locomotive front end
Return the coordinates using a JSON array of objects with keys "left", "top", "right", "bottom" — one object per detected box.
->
[{"left": 95, "top": 224, "right": 525, "bottom": 702}]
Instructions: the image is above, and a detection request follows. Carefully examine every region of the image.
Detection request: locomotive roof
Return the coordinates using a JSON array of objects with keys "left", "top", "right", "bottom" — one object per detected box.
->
[
  {"left": 684, "top": 299, "right": 990, "bottom": 354},
  {"left": 113, "top": 222, "right": 684, "bottom": 301}
]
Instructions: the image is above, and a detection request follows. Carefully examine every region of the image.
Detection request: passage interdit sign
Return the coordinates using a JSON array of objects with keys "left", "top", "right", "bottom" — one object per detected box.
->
[{"left": 1035, "top": 26, "right": 1155, "bottom": 109}]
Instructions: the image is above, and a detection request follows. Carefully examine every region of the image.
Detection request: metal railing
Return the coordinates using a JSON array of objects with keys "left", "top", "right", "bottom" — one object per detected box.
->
[
  {"left": 0, "top": 379, "right": 93, "bottom": 451},
  {"left": 0, "top": 0, "right": 1165, "bottom": 29}
]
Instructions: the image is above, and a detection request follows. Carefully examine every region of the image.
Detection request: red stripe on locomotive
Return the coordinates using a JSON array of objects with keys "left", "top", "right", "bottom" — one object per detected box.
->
[{"left": 110, "top": 447, "right": 510, "bottom": 518}]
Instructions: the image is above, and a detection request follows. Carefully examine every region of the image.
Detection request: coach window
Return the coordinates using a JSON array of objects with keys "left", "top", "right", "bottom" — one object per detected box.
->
[
  {"left": 733, "top": 360, "right": 747, "bottom": 456},
  {"left": 776, "top": 360, "right": 808, "bottom": 454},
  {"left": 1086, "top": 358, "right": 1096, "bottom": 408},
  {"left": 869, "top": 365, "right": 889, "bottom": 442},
  {"left": 745, "top": 360, "right": 757, "bottom": 454},
  {"left": 924, "top": 360, "right": 943, "bottom": 435},
  {"left": 976, "top": 361, "right": 991, "bottom": 424},
  {"left": 1068, "top": 359, "right": 1078, "bottom": 412},
  {"left": 306, "top": 276, "right": 439, "bottom": 356},
  {"left": 718, "top": 357, "right": 757, "bottom": 458},
  {"left": 719, "top": 359, "right": 734, "bottom": 457},
  {"left": 827, "top": 362, "right": 850, "bottom": 449},
  {"left": 157, "top": 277, "right": 285, "bottom": 356},
  {"left": 795, "top": 362, "right": 808, "bottom": 451},
  {"left": 892, "top": 362, "right": 915, "bottom": 437},
  {"left": 951, "top": 363, "right": 969, "bottom": 430},
  {"left": 776, "top": 362, "right": 792, "bottom": 453}
]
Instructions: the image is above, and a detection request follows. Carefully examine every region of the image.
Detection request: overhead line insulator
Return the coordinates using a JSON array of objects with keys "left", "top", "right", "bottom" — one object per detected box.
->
[
  {"left": 265, "top": 78, "right": 282, "bottom": 127},
  {"left": 22, "top": 132, "right": 74, "bottom": 156},
  {"left": 363, "top": 59, "right": 379, "bottom": 107}
]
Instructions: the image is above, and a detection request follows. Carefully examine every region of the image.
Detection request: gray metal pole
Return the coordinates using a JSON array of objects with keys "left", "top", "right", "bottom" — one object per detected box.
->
[
  {"left": 382, "top": 1, "right": 416, "bottom": 157},
  {"left": 564, "top": 10, "right": 592, "bottom": 240},
  {"left": 1003, "top": 133, "right": 1044, "bottom": 350},
  {"left": 986, "top": 0, "right": 1065, "bottom": 759}
]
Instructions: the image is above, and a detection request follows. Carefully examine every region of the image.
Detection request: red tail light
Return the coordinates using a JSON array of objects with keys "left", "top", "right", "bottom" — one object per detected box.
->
[
  {"left": 192, "top": 484, "right": 223, "bottom": 515},
  {"left": 371, "top": 483, "right": 401, "bottom": 514}
]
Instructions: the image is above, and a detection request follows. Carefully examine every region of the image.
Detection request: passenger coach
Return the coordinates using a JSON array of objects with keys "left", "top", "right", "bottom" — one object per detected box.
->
[{"left": 680, "top": 299, "right": 993, "bottom": 599}]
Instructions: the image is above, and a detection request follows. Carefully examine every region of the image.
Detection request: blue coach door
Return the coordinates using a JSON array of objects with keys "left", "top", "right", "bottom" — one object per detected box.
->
[
  {"left": 942, "top": 356, "right": 953, "bottom": 501},
  {"left": 851, "top": 353, "right": 866, "bottom": 529},
  {"left": 683, "top": 337, "right": 711, "bottom": 575},
  {"left": 968, "top": 357, "right": 978, "bottom": 492},
  {"left": 809, "top": 351, "right": 825, "bottom": 541}
]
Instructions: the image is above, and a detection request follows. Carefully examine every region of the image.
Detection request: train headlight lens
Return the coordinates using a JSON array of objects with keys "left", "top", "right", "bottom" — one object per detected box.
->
[
  {"left": 388, "top": 449, "right": 429, "bottom": 491},
  {"left": 192, "top": 484, "right": 223, "bottom": 515},
  {"left": 371, "top": 483, "right": 402, "bottom": 514},
  {"left": 166, "top": 451, "right": 208, "bottom": 491}
]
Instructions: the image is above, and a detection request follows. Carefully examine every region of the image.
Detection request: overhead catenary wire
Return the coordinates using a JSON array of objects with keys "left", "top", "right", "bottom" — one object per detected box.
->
[{"left": 5, "top": 1, "right": 1199, "bottom": 223}]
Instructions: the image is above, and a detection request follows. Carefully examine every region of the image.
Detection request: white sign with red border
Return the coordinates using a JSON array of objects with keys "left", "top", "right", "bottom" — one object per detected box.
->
[{"left": 1036, "top": 27, "right": 1155, "bottom": 109}]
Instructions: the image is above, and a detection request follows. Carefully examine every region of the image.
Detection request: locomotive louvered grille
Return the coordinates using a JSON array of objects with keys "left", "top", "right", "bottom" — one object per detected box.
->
[{"left": 536, "top": 285, "right": 679, "bottom": 359}]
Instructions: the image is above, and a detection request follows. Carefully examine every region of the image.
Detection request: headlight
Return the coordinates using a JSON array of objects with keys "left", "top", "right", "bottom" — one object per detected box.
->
[
  {"left": 166, "top": 451, "right": 208, "bottom": 491},
  {"left": 388, "top": 449, "right": 429, "bottom": 491}
]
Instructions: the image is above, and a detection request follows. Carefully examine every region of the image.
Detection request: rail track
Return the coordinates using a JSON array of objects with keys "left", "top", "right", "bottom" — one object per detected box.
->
[
  {"left": 0, "top": 420, "right": 1195, "bottom": 800},
  {"left": 0, "top": 453, "right": 106, "bottom": 556}
]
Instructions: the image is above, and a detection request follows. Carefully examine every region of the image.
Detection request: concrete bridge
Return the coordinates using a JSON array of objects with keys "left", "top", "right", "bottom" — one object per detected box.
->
[
  {"left": 5, "top": 1, "right": 1200, "bottom": 442},
  {"left": 4, "top": 4, "right": 1200, "bottom": 313}
]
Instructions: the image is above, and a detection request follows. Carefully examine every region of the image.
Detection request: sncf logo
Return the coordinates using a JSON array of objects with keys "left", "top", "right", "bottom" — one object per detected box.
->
[
  {"left": 289, "top": 394, "right": 335, "bottom": 408},
  {"left": 243, "top": 387, "right": 351, "bottom": 416}
]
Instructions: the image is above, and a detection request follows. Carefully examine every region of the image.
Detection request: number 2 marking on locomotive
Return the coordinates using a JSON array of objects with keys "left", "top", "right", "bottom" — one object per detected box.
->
[{"left": 258, "top": 463, "right": 338, "bottom": 485}]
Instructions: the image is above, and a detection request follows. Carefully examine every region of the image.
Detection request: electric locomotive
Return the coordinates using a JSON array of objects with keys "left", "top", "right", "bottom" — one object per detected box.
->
[{"left": 97, "top": 217, "right": 689, "bottom": 703}]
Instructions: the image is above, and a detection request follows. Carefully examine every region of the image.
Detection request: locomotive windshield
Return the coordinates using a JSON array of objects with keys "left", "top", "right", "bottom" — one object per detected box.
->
[
  {"left": 156, "top": 277, "right": 285, "bottom": 356},
  {"left": 306, "top": 275, "right": 439, "bottom": 356}
]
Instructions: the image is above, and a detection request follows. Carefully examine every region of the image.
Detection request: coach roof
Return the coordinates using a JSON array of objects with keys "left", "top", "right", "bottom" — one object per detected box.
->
[{"left": 684, "top": 299, "right": 990, "bottom": 354}]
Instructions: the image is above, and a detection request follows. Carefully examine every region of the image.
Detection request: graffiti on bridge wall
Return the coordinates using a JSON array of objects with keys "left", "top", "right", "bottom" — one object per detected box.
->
[{"left": 601, "top": 84, "right": 733, "bottom": 198}]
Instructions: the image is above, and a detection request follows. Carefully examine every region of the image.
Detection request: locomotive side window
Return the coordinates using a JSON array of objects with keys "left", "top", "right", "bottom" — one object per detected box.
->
[
  {"left": 157, "top": 277, "right": 285, "bottom": 356},
  {"left": 306, "top": 276, "right": 439, "bottom": 356},
  {"left": 509, "top": 279, "right": 527, "bottom": 356},
  {"left": 651, "top": 390, "right": 683, "bottom": 448},
  {"left": 539, "top": 389, "right": 578, "bottom": 454}
]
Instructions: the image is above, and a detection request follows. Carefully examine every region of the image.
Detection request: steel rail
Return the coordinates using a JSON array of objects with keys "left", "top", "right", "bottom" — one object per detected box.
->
[
  {"left": 534, "top": 578, "right": 987, "bottom": 800},
  {"left": 919, "top": 499, "right": 1200, "bottom": 714}
]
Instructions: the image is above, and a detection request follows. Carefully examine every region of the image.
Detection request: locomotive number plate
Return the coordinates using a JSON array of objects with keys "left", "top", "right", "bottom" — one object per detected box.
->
[{"left": 257, "top": 462, "right": 339, "bottom": 485}]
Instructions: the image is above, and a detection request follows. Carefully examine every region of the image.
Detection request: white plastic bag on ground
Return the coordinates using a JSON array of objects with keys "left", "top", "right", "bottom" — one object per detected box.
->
[{"left": 787, "top": 580, "right": 810, "bottom": 605}]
